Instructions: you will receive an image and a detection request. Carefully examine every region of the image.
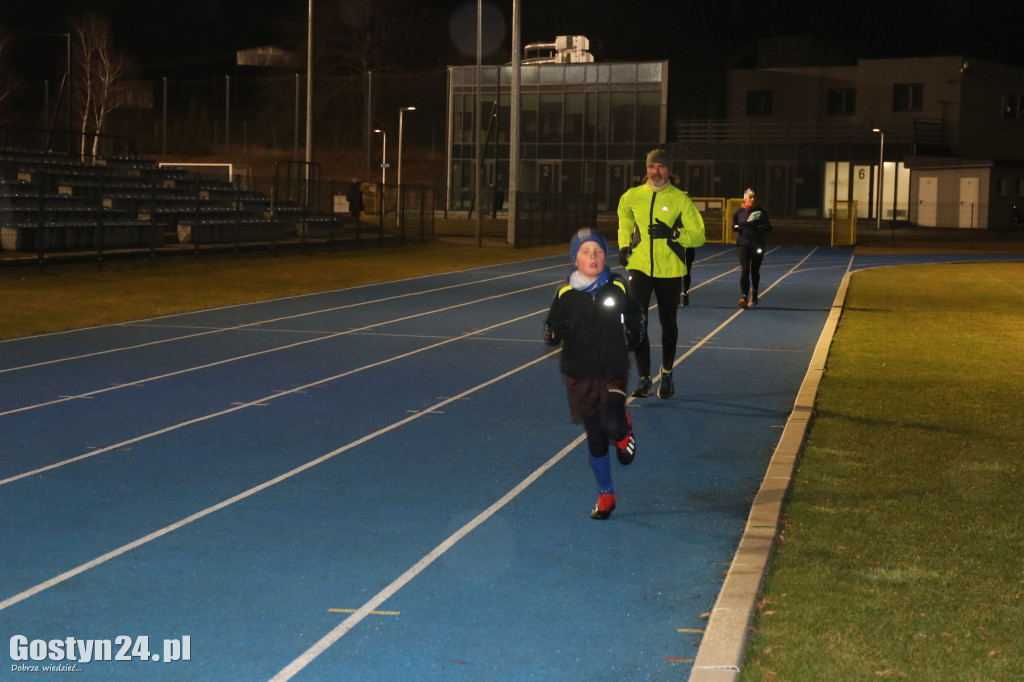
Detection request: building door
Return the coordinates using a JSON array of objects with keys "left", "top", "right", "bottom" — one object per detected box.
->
[
  {"left": 607, "top": 162, "right": 632, "bottom": 208},
  {"left": 959, "top": 177, "right": 979, "bottom": 228},
  {"left": 853, "top": 165, "right": 872, "bottom": 218},
  {"left": 685, "top": 162, "right": 714, "bottom": 197},
  {"left": 537, "top": 161, "right": 562, "bottom": 193},
  {"left": 917, "top": 176, "right": 938, "bottom": 227},
  {"left": 766, "top": 163, "right": 794, "bottom": 216}
]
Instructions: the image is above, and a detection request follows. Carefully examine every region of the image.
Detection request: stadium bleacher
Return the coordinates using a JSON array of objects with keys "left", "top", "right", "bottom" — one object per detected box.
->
[{"left": 0, "top": 149, "right": 349, "bottom": 259}]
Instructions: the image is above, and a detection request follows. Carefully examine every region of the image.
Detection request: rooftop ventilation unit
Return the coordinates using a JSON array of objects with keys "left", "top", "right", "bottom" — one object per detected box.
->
[{"left": 522, "top": 35, "right": 594, "bottom": 64}]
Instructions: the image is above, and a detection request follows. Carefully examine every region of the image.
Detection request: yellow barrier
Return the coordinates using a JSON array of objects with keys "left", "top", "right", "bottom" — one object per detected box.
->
[
  {"left": 830, "top": 200, "right": 857, "bottom": 246},
  {"left": 689, "top": 197, "right": 730, "bottom": 243}
]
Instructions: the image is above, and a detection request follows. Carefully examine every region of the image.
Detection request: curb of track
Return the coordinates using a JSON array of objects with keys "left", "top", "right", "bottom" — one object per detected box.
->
[{"left": 688, "top": 270, "right": 852, "bottom": 682}]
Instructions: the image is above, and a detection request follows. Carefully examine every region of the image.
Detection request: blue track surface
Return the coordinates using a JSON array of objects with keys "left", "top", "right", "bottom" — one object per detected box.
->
[{"left": 2, "top": 246, "right": 1021, "bottom": 680}]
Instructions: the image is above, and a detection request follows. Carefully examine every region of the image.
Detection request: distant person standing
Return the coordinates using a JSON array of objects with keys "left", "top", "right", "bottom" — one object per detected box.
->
[
  {"left": 616, "top": 149, "right": 705, "bottom": 399},
  {"left": 732, "top": 188, "right": 772, "bottom": 308},
  {"left": 492, "top": 185, "right": 504, "bottom": 219},
  {"left": 346, "top": 178, "right": 364, "bottom": 223}
]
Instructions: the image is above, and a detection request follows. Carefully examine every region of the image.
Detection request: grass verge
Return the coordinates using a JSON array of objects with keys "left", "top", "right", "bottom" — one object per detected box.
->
[
  {"left": 0, "top": 241, "right": 565, "bottom": 340},
  {"left": 740, "top": 262, "right": 1024, "bottom": 681}
]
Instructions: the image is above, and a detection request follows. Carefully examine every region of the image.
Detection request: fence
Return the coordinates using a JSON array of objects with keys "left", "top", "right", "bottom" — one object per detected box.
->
[{"left": 1, "top": 144, "right": 438, "bottom": 267}]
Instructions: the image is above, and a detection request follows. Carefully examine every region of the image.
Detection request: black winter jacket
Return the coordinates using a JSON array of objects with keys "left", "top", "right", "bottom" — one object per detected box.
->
[
  {"left": 543, "top": 273, "right": 646, "bottom": 378},
  {"left": 733, "top": 205, "right": 773, "bottom": 249}
]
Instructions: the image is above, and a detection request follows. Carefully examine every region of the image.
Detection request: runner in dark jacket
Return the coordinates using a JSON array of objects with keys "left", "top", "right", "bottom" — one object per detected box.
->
[
  {"left": 732, "top": 188, "right": 773, "bottom": 307},
  {"left": 544, "top": 228, "right": 646, "bottom": 520}
]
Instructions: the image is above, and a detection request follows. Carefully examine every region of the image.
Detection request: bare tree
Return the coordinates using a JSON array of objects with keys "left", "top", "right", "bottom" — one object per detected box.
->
[
  {"left": 0, "top": 28, "right": 19, "bottom": 115},
  {"left": 70, "top": 15, "right": 134, "bottom": 159},
  {"left": 309, "top": 0, "right": 442, "bottom": 143}
]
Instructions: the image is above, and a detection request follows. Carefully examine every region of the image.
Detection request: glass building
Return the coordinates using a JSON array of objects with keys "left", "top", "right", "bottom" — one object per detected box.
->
[{"left": 446, "top": 60, "right": 668, "bottom": 212}]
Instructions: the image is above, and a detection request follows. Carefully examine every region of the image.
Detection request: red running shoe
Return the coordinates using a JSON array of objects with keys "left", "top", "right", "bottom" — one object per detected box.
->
[
  {"left": 615, "top": 412, "right": 635, "bottom": 465},
  {"left": 590, "top": 493, "right": 617, "bottom": 520}
]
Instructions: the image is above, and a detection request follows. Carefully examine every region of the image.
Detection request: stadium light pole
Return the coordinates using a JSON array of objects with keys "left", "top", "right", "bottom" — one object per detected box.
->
[
  {"left": 397, "top": 106, "right": 416, "bottom": 228},
  {"left": 373, "top": 128, "right": 387, "bottom": 186},
  {"left": 872, "top": 128, "right": 884, "bottom": 230},
  {"left": 508, "top": 0, "right": 520, "bottom": 246},
  {"left": 64, "top": 32, "right": 71, "bottom": 153},
  {"left": 304, "top": 0, "right": 314, "bottom": 206},
  {"left": 474, "top": 0, "right": 482, "bottom": 246}
]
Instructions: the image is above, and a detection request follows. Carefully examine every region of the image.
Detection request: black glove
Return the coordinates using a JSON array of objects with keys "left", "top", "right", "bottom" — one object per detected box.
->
[
  {"left": 543, "top": 322, "right": 568, "bottom": 346},
  {"left": 618, "top": 247, "right": 632, "bottom": 268},
  {"left": 624, "top": 326, "right": 640, "bottom": 351},
  {"left": 648, "top": 219, "right": 678, "bottom": 240},
  {"left": 623, "top": 314, "right": 646, "bottom": 351}
]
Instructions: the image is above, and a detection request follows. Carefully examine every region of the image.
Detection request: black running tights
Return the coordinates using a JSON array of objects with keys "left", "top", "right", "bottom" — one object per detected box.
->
[
  {"left": 737, "top": 245, "right": 765, "bottom": 295},
  {"left": 682, "top": 247, "right": 695, "bottom": 294},
  {"left": 627, "top": 270, "right": 681, "bottom": 378}
]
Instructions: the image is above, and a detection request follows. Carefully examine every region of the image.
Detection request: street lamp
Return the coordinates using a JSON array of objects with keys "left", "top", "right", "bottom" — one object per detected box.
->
[
  {"left": 872, "top": 128, "right": 884, "bottom": 230},
  {"left": 373, "top": 128, "right": 387, "bottom": 186},
  {"left": 397, "top": 106, "right": 416, "bottom": 228}
]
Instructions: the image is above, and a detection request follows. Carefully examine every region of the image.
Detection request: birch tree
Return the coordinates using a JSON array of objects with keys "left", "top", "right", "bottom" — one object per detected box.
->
[{"left": 71, "top": 15, "right": 133, "bottom": 159}]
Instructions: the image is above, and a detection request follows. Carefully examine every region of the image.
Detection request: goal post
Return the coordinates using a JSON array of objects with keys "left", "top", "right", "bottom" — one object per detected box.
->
[{"left": 157, "top": 162, "right": 253, "bottom": 190}]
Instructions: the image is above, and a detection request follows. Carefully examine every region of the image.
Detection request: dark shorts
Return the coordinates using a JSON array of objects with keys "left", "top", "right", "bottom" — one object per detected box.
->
[{"left": 565, "top": 375, "right": 628, "bottom": 421}]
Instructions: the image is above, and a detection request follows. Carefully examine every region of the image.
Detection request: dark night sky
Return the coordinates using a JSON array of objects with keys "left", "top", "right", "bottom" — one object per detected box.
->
[{"left": 2, "top": 0, "right": 1020, "bottom": 81}]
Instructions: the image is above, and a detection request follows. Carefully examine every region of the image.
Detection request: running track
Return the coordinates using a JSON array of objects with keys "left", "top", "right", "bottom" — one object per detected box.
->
[{"left": 2, "top": 245, "right": 1020, "bottom": 680}]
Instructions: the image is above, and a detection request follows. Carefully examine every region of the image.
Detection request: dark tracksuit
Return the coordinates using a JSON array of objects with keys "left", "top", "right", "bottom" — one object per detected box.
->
[{"left": 732, "top": 204, "right": 773, "bottom": 298}]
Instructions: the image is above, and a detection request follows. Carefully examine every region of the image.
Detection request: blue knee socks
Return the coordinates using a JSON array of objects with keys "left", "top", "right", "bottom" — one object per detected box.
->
[{"left": 588, "top": 453, "right": 614, "bottom": 495}]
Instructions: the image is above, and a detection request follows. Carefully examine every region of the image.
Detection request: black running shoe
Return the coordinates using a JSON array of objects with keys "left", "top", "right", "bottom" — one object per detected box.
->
[
  {"left": 657, "top": 369, "right": 674, "bottom": 399},
  {"left": 631, "top": 376, "right": 653, "bottom": 398}
]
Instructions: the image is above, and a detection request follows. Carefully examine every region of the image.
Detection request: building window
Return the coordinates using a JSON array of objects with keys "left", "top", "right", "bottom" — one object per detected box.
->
[
  {"left": 827, "top": 88, "right": 856, "bottom": 116},
  {"left": 892, "top": 83, "right": 923, "bottom": 112},
  {"left": 746, "top": 90, "right": 773, "bottom": 116},
  {"left": 1004, "top": 94, "right": 1024, "bottom": 119}
]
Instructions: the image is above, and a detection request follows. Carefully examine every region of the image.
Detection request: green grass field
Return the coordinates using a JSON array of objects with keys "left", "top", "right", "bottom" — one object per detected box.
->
[
  {"left": 740, "top": 262, "right": 1024, "bottom": 681},
  {"left": 3, "top": 245, "right": 1022, "bottom": 679}
]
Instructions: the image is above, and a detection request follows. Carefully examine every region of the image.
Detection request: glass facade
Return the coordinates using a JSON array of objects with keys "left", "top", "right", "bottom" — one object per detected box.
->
[{"left": 447, "top": 61, "right": 668, "bottom": 211}]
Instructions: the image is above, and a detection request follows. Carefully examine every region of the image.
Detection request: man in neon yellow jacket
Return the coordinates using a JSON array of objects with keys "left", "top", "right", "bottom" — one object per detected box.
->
[{"left": 616, "top": 149, "right": 705, "bottom": 399}]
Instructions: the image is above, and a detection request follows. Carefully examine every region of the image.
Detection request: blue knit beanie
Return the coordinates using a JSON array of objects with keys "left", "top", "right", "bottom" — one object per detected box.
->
[{"left": 569, "top": 228, "right": 608, "bottom": 264}]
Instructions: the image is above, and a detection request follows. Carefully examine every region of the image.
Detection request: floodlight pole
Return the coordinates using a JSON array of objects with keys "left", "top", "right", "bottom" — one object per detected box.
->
[
  {"left": 474, "top": 0, "right": 482, "bottom": 246},
  {"left": 397, "top": 106, "right": 416, "bottom": 228},
  {"left": 304, "top": 0, "right": 314, "bottom": 207},
  {"left": 508, "top": 0, "right": 520, "bottom": 246},
  {"left": 872, "top": 128, "right": 884, "bottom": 230},
  {"left": 65, "top": 32, "right": 72, "bottom": 153}
]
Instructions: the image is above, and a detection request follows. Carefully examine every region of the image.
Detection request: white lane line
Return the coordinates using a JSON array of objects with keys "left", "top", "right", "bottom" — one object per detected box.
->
[
  {"left": 0, "top": 348, "right": 562, "bottom": 614},
  {"left": 0, "top": 280, "right": 559, "bottom": 418},
  {"left": 270, "top": 395, "right": 583, "bottom": 682},
  {"left": 0, "top": 305, "right": 549, "bottom": 486},
  {"left": 0, "top": 262, "right": 567, "bottom": 375},
  {"left": 273, "top": 248, "right": 828, "bottom": 679}
]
